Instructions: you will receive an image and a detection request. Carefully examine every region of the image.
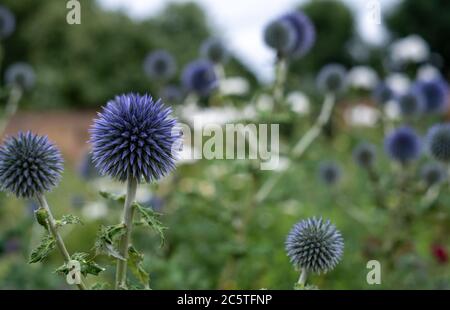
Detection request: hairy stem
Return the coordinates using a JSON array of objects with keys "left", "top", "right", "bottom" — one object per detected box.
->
[
  {"left": 297, "top": 268, "right": 308, "bottom": 287},
  {"left": 273, "top": 57, "right": 287, "bottom": 109},
  {"left": 115, "top": 176, "right": 138, "bottom": 289},
  {"left": 36, "top": 195, "right": 87, "bottom": 290}
]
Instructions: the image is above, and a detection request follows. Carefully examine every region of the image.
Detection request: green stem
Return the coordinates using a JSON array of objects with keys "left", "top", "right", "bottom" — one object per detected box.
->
[
  {"left": 36, "top": 195, "right": 87, "bottom": 290},
  {"left": 273, "top": 57, "right": 287, "bottom": 109},
  {"left": 115, "top": 176, "right": 138, "bottom": 289},
  {"left": 297, "top": 268, "right": 308, "bottom": 287},
  {"left": 0, "top": 85, "right": 23, "bottom": 134}
]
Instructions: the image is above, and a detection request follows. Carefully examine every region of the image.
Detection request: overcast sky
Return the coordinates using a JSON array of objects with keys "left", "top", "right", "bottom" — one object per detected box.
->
[{"left": 97, "top": 0, "right": 400, "bottom": 81}]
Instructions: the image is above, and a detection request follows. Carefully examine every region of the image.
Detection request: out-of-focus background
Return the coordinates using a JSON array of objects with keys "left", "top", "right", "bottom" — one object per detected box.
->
[{"left": 0, "top": 0, "right": 449, "bottom": 289}]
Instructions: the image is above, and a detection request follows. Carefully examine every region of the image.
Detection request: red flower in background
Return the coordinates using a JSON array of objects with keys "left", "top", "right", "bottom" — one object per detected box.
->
[{"left": 432, "top": 244, "right": 448, "bottom": 264}]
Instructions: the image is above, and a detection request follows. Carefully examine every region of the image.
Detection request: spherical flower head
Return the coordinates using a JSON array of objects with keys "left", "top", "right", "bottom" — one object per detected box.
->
[
  {"left": 182, "top": 59, "right": 218, "bottom": 97},
  {"left": 372, "top": 82, "right": 394, "bottom": 106},
  {"left": 160, "top": 85, "right": 183, "bottom": 104},
  {"left": 0, "top": 5, "right": 15, "bottom": 39},
  {"left": 384, "top": 126, "right": 421, "bottom": 164},
  {"left": 414, "top": 78, "right": 449, "bottom": 114},
  {"left": 263, "top": 19, "right": 296, "bottom": 55},
  {"left": 318, "top": 161, "right": 342, "bottom": 186},
  {"left": 285, "top": 217, "right": 344, "bottom": 274},
  {"left": 426, "top": 123, "right": 450, "bottom": 163},
  {"left": 201, "top": 38, "right": 228, "bottom": 64},
  {"left": 90, "top": 93, "right": 181, "bottom": 183},
  {"left": 420, "top": 162, "right": 445, "bottom": 187},
  {"left": 316, "top": 64, "right": 347, "bottom": 94},
  {"left": 4, "top": 62, "right": 36, "bottom": 91},
  {"left": 0, "top": 132, "right": 63, "bottom": 199},
  {"left": 143, "top": 50, "right": 176, "bottom": 81},
  {"left": 397, "top": 89, "right": 425, "bottom": 117},
  {"left": 353, "top": 142, "right": 376, "bottom": 168},
  {"left": 280, "top": 11, "right": 315, "bottom": 58}
]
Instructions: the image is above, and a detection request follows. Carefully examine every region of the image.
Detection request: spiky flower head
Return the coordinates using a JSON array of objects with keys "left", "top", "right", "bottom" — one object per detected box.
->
[
  {"left": 286, "top": 217, "right": 344, "bottom": 274},
  {"left": 316, "top": 64, "right": 347, "bottom": 94},
  {"left": 372, "top": 82, "right": 394, "bottom": 106},
  {"left": 318, "top": 161, "right": 342, "bottom": 186},
  {"left": 0, "top": 5, "right": 15, "bottom": 39},
  {"left": 420, "top": 162, "right": 446, "bottom": 187},
  {"left": 143, "top": 50, "right": 176, "bottom": 81},
  {"left": 414, "top": 78, "right": 449, "bottom": 114},
  {"left": 182, "top": 59, "right": 218, "bottom": 97},
  {"left": 384, "top": 126, "right": 421, "bottom": 163},
  {"left": 4, "top": 62, "right": 36, "bottom": 91},
  {"left": 263, "top": 19, "right": 296, "bottom": 55},
  {"left": 426, "top": 123, "right": 450, "bottom": 163},
  {"left": 280, "top": 11, "right": 315, "bottom": 58},
  {"left": 397, "top": 88, "right": 425, "bottom": 117},
  {"left": 353, "top": 142, "right": 376, "bottom": 168},
  {"left": 201, "top": 38, "right": 228, "bottom": 64},
  {"left": 90, "top": 93, "right": 181, "bottom": 183},
  {"left": 0, "top": 132, "right": 63, "bottom": 199}
]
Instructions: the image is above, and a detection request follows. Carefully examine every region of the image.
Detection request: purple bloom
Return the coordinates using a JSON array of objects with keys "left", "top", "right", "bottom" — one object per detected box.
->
[
  {"left": 414, "top": 78, "right": 449, "bottom": 114},
  {"left": 90, "top": 93, "right": 181, "bottom": 183},
  {"left": 143, "top": 50, "right": 176, "bottom": 81},
  {"left": 353, "top": 142, "right": 376, "bottom": 168},
  {"left": 4, "top": 62, "right": 36, "bottom": 91},
  {"left": 201, "top": 38, "right": 228, "bottom": 64},
  {"left": 397, "top": 88, "right": 425, "bottom": 117},
  {"left": 286, "top": 217, "right": 344, "bottom": 274},
  {"left": 0, "top": 132, "right": 63, "bottom": 198},
  {"left": 263, "top": 19, "right": 296, "bottom": 55},
  {"left": 318, "top": 161, "right": 342, "bottom": 186},
  {"left": 182, "top": 59, "right": 218, "bottom": 97},
  {"left": 0, "top": 5, "right": 15, "bottom": 39},
  {"left": 384, "top": 126, "right": 421, "bottom": 163},
  {"left": 316, "top": 64, "right": 347, "bottom": 94},
  {"left": 420, "top": 162, "right": 446, "bottom": 187},
  {"left": 426, "top": 123, "right": 450, "bottom": 163},
  {"left": 280, "top": 11, "right": 315, "bottom": 58},
  {"left": 372, "top": 82, "right": 394, "bottom": 106}
]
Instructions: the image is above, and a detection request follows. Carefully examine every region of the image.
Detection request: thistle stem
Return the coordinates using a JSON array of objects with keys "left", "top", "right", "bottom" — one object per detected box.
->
[
  {"left": 115, "top": 176, "right": 138, "bottom": 289},
  {"left": 255, "top": 94, "right": 335, "bottom": 203},
  {"left": 273, "top": 57, "right": 287, "bottom": 109},
  {"left": 36, "top": 195, "right": 87, "bottom": 290},
  {"left": 297, "top": 268, "right": 308, "bottom": 287},
  {"left": 0, "top": 85, "right": 22, "bottom": 134}
]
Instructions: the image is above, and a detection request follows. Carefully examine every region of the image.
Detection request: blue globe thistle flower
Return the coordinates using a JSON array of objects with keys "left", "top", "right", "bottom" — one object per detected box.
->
[
  {"left": 4, "top": 62, "right": 36, "bottom": 91},
  {"left": 353, "top": 142, "right": 376, "bottom": 168},
  {"left": 263, "top": 19, "right": 296, "bottom": 55},
  {"left": 397, "top": 89, "right": 425, "bottom": 117},
  {"left": 0, "top": 5, "right": 15, "bottom": 39},
  {"left": 414, "top": 78, "right": 449, "bottom": 113},
  {"left": 384, "top": 126, "right": 421, "bottom": 163},
  {"left": 182, "top": 59, "right": 218, "bottom": 97},
  {"left": 316, "top": 64, "right": 347, "bottom": 94},
  {"left": 372, "top": 82, "right": 394, "bottom": 106},
  {"left": 318, "top": 161, "right": 342, "bottom": 186},
  {"left": 286, "top": 217, "right": 344, "bottom": 274},
  {"left": 420, "top": 162, "right": 446, "bottom": 187},
  {"left": 426, "top": 123, "right": 450, "bottom": 163},
  {"left": 143, "top": 50, "right": 176, "bottom": 81},
  {"left": 280, "top": 11, "right": 315, "bottom": 58},
  {"left": 201, "top": 38, "right": 229, "bottom": 64},
  {"left": 0, "top": 132, "right": 63, "bottom": 199},
  {"left": 160, "top": 85, "right": 183, "bottom": 104},
  {"left": 90, "top": 93, "right": 181, "bottom": 183}
]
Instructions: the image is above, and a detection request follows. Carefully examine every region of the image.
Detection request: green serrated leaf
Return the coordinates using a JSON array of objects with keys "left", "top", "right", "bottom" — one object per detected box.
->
[
  {"left": 133, "top": 202, "right": 166, "bottom": 246},
  {"left": 55, "top": 252, "right": 105, "bottom": 277},
  {"left": 91, "top": 282, "right": 110, "bottom": 290},
  {"left": 99, "top": 191, "right": 126, "bottom": 203},
  {"left": 29, "top": 234, "right": 56, "bottom": 264},
  {"left": 56, "top": 214, "right": 83, "bottom": 227},
  {"left": 94, "top": 224, "right": 126, "bottom": 260},
  {"left": 128, "top": 246, "right": 150, "bottom": 289}
]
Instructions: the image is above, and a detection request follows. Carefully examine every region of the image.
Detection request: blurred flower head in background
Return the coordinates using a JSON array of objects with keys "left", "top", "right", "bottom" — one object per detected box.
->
[
  {"left": 285, "top": 217, "right": 344, "bottom": 274},
  {"left": 143, "top": 50, "right": 176, "bottom": 81},
  {"left": 372, "top": 81, "right": 394, "bottom": 106},
  {"left": 347, "top": 66, "right": 378, "bottom": 91},
  {"left": 182, "top": 59, "right": 218, "bottom": 96},
  {"left": 0, "top": 132, "right": 63, "bottom": 198},
  {"left": 0, "top": 5, "right": 15, "bottom": 39},
  {"left": 397, "top": 88, "right": 425, "bottom": 117},
  {"left": 263, "top": 19, "right": 296, "bottom": 56},
  {"left": 279, "top": 11, "right": 315, "bottom": 58},
  {"left": 316, "top": 63, "right": 347, "bottom": 94},
  {"left": 353, "top": 142, "right": 376, "bottom": 168},
  {"left": 413, "top": 78, "right": 449, "bottom": 114},
  {"left": 4, "top": 62, "right": 36, "bottom": 91},
  {"left": 201, "top": 38, "right": 229, "bottom": 64},
  {"left": 420, "top": 162, "right": 446, "bottom": 187},
  {"left": 426, "top": 123, "right": 450, "bottom": 163},
  {"left": 318, "top": 161, "right": 342, "bottom": 186},
  {"left": 384, "top": 126, "right": 421, "bottom": 164},
  {"left": 90, "top": 93, "right": 181, "bottom": 183}
]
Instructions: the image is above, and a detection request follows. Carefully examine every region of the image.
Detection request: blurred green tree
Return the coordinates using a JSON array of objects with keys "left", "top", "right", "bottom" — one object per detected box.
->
[{"left": 385, "top": 0, "right": 450, "bottom": 77}]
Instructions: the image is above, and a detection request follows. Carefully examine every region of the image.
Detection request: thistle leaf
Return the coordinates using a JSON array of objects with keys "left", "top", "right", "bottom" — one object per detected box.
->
[
  {"left": 99, "top": 191, "right": 126, "bottom": 204},
  {"left": 128, "top": 246, "right": 150, "bottom": 289},
  {"left": 55, "top": 214, "right": 83, "bottom": 227},
  {"left": 133, "top": 202, "right": 166, "bottom": 245},
  {"left": 55, "top": 252, "right": 105, "bottom": 277},
  {"left": 94, "top": 224, "right": 126, "bottom": 260},
  {"left": 29, "top": 234, "right": 56, "bottom": 264}
]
